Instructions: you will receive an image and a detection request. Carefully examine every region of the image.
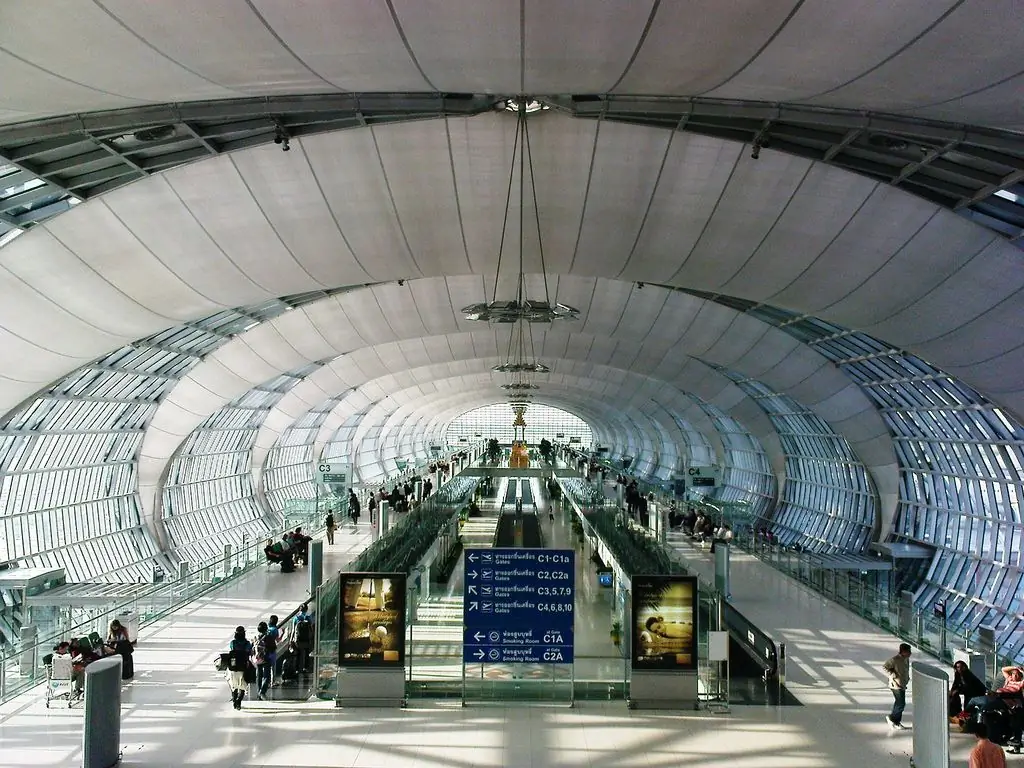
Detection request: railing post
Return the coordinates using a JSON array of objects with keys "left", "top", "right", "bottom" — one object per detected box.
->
[{"left": 777, "top": 642, "right": 786, "bottom": 703}]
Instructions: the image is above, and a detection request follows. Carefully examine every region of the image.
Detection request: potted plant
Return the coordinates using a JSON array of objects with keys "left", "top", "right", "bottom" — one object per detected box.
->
[{"left": 610, "top": 621, "right": 622, "bottom": 646}]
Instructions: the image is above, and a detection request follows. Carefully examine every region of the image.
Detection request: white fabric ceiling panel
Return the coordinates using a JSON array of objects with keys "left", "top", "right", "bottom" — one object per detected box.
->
[
  {"left": 519, "top": 120, "right": 599, "bottom": 277},
  {"left": 0, "top": 48, "right": 133, "bottom": 121},
  {"left": 43, "top": 201, "right": 222, "bottom": 322},
  {"left": 676, "top": 304, "right": 737, "bottom": 357},
  {"left": 612, "top": 1, "right": 794, "bottom": 95},
  {"left": 804, "top": 0, "right": 1024, "bottom": 118},
  {"left": 523, "top": 0, "right": 647, "bottom": 93},
  {"left": 164, "top": 158, "right": 317, "bottom": 295},
  {"left": 171, "top": 360, "right": 250, "bottom": 405},
  {"left": 408, "top": 278, "right": 461, "bottom": 336},
  {"left": 444, "top": 334, "right": 478, "bottom": 362},
  {"left": 99, "top": 0, "right": 338, "bottom": 95},
  {"left": 912, "top": 77, "right": 1024, "bottom": 131},
  {"left": 348, "top": 349, "right": 388, "bottom": 381},
  {"left": 372, "top": 119, "right": 468, "bottom": 277},
  {"left": 334, "top": 291, "right": 394, "bottom": 347},
  {"left": 232, "top": 328, "right": 305, "bottom": 375},
  {"left": 580, "top": 278, "right": 632, "bottom": 338},
  {"left": 610, "top": 282, "right": 666, "bottom": 340},
  {"left": 873, "top": 240, "right": 1024, "bottom": 346},
  {"left": 249, "top": 0, "right": 425, "bottom": 90},
  {"left": 204, "top": 343, "right": 280, "bottom": 389},
  {"left": 302, "top": 298, "right": 363, "bottom": 353},
  {"left": 915, "top": 288, "right": 1024, "bottom": 372},
  {"left": 0, "top": 0, "right": 234, "bottom": 112},
  {"left": 720, "top": 166, "right": 881, "bottom": 298},
  {"left": 375, "top": 284, "right": 429, "bottom": 340},
  {"left": 296, "top": 131, "right": 410, "bottom": 282},
  {"left": 421, "top": 335, "right": 460, "bottom": 365},
  {"left": 707, "top": 0, "right": 959, "bottom": 104},
  {"left": 395, "top": 339, "right": 432, "bottom": 371},
  {"left": 584, "top": 336, "right": 619, "bottom": 367},
  {"left": 0, "top": 263, "right": 120, "bottom": 357},
  {"left": 754, "top": 345, "right": 827, "bottom": 391},
  {"left": 391, "top": 0, "right": 519, "bottom": 92},
  {"left": 549, "top": 275, "right": 598, "bottom": 326},
  {"left": 228, "top": 144, "right": 361, "bottom": 289},
  {"left": 673, "top": 150, "right": 814, "bottom": 290},
  {"left": 826, "top": 217, "right": 997, "bottom": 330},
  {"left": 265, "top": 309, "right": 330, "bottom": 362},
  {"left": 768, "top": 186, "right": 939, "bottom": 312},
  {"left": 374, "top": 341, "right": 409, "bottom": 372},
  {"left": 447, "top": 114, "right": 519, "bottom": 277},
  {"left": 702, "top": 314, "right": 772, "bottom": 368},
  {"left": 0, "top": 230, "right": 169, "bottom": 339},
  {"left": 0, "top": 327, "right": 87, "bottom": 382},
  {"left": 803, "top": 382, "right": 876, "bottom": 424},
  {"left": 573, "top": 121, "right": 672, "bottom": 278},
  {"left": 729, "top": 329, "right": 802, "bottom": 380},
  {"left": 625, "top": 135, "right": 744, "bottom": 282},
  {"left": 102, "top": 177, "right": 273, "bottom": 304}
]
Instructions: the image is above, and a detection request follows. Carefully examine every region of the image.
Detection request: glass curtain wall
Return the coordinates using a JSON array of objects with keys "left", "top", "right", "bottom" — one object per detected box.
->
[
  {"left": 162, "top": 366, "right": 320, "bottom": 565},
  {"left": 711, "top": 367, "right": 877, "bottom": 553},
  {"left": 445, "top": 403, "right": 593, "bottom": 446},
  {"left": 696, "top": 399, "right": 775, "bottom": 522},
  {"left": 679, "top": 288, "right": 1024, "bottom": 661}
]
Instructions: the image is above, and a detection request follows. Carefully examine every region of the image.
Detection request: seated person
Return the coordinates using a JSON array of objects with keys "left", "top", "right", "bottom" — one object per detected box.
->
[
  {"left": 950, "top": 660, "right": 987, "bottom": 718},
  {"left": 967, "top": 665, "right": 1024, "bottom": 715},
  {"left": 264, "top": 539, "right": 283, "bottom": 563},
  {"left": 290, "top": 528, "right": 310, "bottom": 564},
  {"left": 65, "top": 639, "right": 100, "bottom": 693},
  {"left": 266, "top": 538, "right": 295, "bottom": 572}
]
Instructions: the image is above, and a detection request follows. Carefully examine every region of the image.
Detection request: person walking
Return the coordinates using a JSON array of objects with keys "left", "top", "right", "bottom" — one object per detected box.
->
[
  {"left": 325, "top": 511, "right": 336, "bottom": 545},
  {"left": 969, "top": 723, "right": 1007, "bottom": 768},
  {"left": 225, "top": 626, "right": 252, "bottom": 710},
  {"left": 253, "top": 621, "right": 277, "bottom": 700},
  {"left": 349, "top": 490, "right": 361, "bottom": 526},
  {"left": 883, "top": 642, "right": 912, "bottom": 729}
]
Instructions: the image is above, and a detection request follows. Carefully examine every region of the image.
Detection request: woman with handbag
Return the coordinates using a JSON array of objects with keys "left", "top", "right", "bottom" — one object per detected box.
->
[
  {"left": 225, "top": 626, "right": 253, "bottom": 710},
  {"left": 107, "top": 619, "right": 135, "bottom": 680}
]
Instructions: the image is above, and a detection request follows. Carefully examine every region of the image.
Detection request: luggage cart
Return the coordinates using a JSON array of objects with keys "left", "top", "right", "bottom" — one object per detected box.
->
[{"left": 44, "top": 654, "right": 80, "bottom": 708}]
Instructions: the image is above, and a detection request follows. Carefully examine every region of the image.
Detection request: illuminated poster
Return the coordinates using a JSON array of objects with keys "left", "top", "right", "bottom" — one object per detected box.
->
[
  {"left": 631, "top": 575, "right": 698, "bottom": 671},
  {"left": 338, "top": 572, "right": 406, "bottom": 667}
]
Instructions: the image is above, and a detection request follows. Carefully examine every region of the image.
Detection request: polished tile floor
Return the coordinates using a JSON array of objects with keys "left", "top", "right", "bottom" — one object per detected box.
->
[{"left": 0, "top": 512, "right": 986, "bottom": 767}]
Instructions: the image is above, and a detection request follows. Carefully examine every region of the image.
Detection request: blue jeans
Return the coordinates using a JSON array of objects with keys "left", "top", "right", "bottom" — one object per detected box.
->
[
  {"left": 257, "top": 658, "right": 274, "bottom": 696},
  {"left": 890, "top": 688, "right": 906, "bottom": 724}
]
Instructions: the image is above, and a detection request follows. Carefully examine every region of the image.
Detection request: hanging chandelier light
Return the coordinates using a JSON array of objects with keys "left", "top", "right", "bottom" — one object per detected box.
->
[{"left": 462, "top": 97, "right": 579, "bottom": 325}]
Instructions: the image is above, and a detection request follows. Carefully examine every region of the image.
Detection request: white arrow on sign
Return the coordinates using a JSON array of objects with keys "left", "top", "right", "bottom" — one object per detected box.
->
[
  {"left": 467, "top": 570, "right": 477, "bottom": 579},
  {"left": 468, "top": 553, "right": 478, "bottom": 562},
  {"left": 473, "top": 632, "right": 485, "bottom": 641},
  {"left": 468, "top": 601, "right": 479, "bottom": 611},
  {"left": 474, "top": 650, "right": 485, "bottom": 659},
  {"left": 467, "top": 585, "right": 477, "bottom": 595}
]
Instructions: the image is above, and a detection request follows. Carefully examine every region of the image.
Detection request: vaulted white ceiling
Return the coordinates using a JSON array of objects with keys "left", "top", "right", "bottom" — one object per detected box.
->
[
  {"left": 1, "top": 2, "right": 1022, "bottom": 529},
  {"left": 2, "top": 1, "right": 1022, "bottom": 129}
]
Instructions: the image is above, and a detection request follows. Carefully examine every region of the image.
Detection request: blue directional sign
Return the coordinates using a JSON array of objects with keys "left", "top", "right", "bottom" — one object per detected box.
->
[{"left": 463, "top": 548, "right": 575, "bottom": 664}]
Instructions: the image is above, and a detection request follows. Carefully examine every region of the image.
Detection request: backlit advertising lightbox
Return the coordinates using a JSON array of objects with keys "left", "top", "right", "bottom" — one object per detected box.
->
[
  {"left": 631, "top": 575, "right": 698, "bottom": 671},
  {"left": 338, "top": 572, "right": 406, "bottom": 668}
]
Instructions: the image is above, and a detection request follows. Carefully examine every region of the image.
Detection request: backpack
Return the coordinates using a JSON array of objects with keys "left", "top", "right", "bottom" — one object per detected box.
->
[
  {"left": 295, "top": 617, "right": 312, "bottom": 644},
  {"left": 255, "top": 632, "right": 276, "bottom": 663},
  {"left": 227, "top": 641, "right": 248, "bottom": 671}
]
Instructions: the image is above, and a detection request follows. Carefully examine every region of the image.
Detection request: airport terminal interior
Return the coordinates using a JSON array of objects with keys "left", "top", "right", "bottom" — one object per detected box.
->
[{"left": 0, "top": 2, "right": 1023, "bottom": 767}]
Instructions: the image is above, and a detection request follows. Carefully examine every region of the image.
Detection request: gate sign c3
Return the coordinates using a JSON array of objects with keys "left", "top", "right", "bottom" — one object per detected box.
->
[{"left": 316, "top": 463, "right": 349, "bottom": 486}]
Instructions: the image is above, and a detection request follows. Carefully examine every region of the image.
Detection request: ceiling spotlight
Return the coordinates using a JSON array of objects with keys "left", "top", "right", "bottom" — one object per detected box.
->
[
  {"left": 397, "top": 279, "right": 405, "bottom": 286},
  {"left": 750, "top": 141, "right": 761, "bottom": 160},
  {"left": 637, "top": 282, "right": 644, "bottom": 290},
  {"left": 273, "top": 123, "right": 290, "bottom": 152}
]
